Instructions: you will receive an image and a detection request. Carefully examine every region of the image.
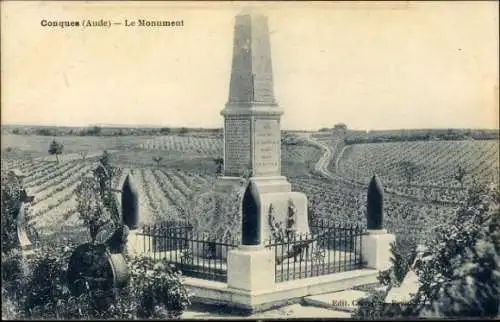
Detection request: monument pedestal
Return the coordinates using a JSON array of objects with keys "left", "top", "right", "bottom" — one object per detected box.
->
[
  {"left": 214, "top": 176, "right": 247, "bottom": 193},
  {"left": 216, "top": 176, "right": 292, "bottom": 194},
  {"left": 248, "top": 176, "right": 292, "bottom": 194},
  {"left": 361, "top": 229, "right": 396, "bottom": 270},
  {"left": 258, "top": 190, "right": 310, "bottom": 240},
  {"left": 227, "top": 245, "right": 275, "bottom": 292}
]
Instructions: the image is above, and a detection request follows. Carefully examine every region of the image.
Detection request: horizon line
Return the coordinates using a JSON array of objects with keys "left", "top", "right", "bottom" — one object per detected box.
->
[{"left": 1, "top": 122, "right": 499, "bottom": 133}]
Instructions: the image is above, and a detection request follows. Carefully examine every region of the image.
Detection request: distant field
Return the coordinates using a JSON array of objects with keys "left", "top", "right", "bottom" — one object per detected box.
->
[
  {"left": 1, "top": 134, "right": 152, "bottom": 157},
  {"left": 138, "top": 135, "right": 222, "bottom": 156},
  {"left": 337, "top": 140, "right": 499, "bottom": 188}
]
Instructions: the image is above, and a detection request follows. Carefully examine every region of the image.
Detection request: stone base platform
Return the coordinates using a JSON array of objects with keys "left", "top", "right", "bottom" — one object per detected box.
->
[
  {"left": 139, "top": 247, "right": 361, "bottom": 283},
  {"left": 183, "top": 268, "right": 378, "bottom": 314}
]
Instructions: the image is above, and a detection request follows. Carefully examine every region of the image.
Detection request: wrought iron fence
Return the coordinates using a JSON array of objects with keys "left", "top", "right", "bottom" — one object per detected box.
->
[
  {"left": 140, "top": 222, "right": 239, "bottom": 282},
  {"left": 266, "top": 220, "right": 364, "bottom": 283}
]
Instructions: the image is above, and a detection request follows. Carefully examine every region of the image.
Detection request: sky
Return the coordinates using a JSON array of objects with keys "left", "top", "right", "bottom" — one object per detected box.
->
[{"left": 1, "top": 1, "right": 498, "bottom": 131}]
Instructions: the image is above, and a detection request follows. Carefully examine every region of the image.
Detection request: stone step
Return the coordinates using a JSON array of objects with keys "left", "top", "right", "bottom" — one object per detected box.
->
[{"left": 303, "top": 289, "right": 370, "bottom": 312}]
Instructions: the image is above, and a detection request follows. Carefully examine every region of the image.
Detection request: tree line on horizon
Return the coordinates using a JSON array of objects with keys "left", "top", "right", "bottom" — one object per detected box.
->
[{"left": 4, "top": 124, "right": 499, "bottom": 142}]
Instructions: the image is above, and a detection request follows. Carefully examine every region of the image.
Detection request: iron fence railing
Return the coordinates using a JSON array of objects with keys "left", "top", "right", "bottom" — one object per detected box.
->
[
  {"left": 142, "top": 220, "right": 364, "bottom": 284},
  {"left": 140, "top": 222, "right": 239, "bottom": 282},
  {"left": 266, "top": 220, "right": 364, "bottom": 283}
]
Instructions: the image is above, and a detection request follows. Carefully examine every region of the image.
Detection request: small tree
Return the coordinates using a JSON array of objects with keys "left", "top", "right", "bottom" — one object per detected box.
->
[
  {"left": 399, "top": 161, "right": 421, "bottom": 186},
  {"left": 75, "top": 175, "right": 113, "bottom": 244},
  {"left": 48, "top": 139, "right": 64, "bottom": 163},
  {"left": 98, "top": 150, "right": 117, "bottom": 178},
  {"left": 454, "top": 165, "right": 467, "bottom": 188},
  {"left": 333, "top": 123, "right": 348, "bottom": 134},
  {"left": 99, "top": 150, "right": 110, "bottom": 168},
  {"left": 91, "top": 126, "right": 102, "bottom": 136},
  {"left": 94, "top": 151, "right": 120, "bottom": 223},
  {"left": 80, "top": 150, "right": 88, "bottom": 161},
  {"left": 160, "top": 127, "right": 171, "bottom": 135},
  {"left": 214, "top": 157, "right": 223, "bottom": 176},
  {"left": 152, "top": 156, "right": 163, "bottom": 167}
]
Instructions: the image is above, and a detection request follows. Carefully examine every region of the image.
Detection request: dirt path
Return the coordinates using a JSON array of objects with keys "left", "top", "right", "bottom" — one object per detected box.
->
[{"left": 304, "top": 138, "right": 359, "bottom": 188}]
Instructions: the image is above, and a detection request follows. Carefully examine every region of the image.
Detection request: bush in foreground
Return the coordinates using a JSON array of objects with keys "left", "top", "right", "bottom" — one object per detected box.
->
[
  {"left": 377, "top": 235, "right": 418, "bottom": 288},
  {"left": 412, "top": 182, "right": 499, "bottom": 318},
  {"left": 353, "top": 181, "right": 500, "bottom": 319},
  {"left": 1, "top": 245, "right": 191, "bottom": 320}
]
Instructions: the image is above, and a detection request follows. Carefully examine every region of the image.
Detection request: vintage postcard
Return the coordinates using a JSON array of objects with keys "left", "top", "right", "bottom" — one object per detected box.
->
[{"left": 1, "top": 1, "right": 499, "bottom": 320}]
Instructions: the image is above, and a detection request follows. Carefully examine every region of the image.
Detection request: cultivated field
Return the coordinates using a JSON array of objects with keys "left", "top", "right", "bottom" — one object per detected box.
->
[
  {"left": 138, "top": 135, "right": 222, "bottom": 156},
  {"left": 2, "top": 132, "right": 498, "bottom": 245},
  {"left": 337, "top": 140, "right": 499, "bottom": 188}
]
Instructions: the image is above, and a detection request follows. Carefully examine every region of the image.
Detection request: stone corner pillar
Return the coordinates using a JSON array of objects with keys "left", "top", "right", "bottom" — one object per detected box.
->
[
  {"left": 362, "top": 174, "right": 395, "bottom": 270},
  {"left": 227, "top": 180, "right": 276, "bottom": 292},
  {"left": 361, "top": 229, "right": 396, "bottom": 270},
  {"left": 125, "top": 228, "right": 145, "bottom": 256},
  {"left": 227, "top": 245, "right": 275, "bottom": 292}
]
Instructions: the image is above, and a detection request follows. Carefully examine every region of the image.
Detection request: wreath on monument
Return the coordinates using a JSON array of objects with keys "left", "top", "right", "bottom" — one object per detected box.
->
[
  {"left": 268, "top": 199, "right": 298, "bottom": 242},
  {"left": 286, "top": 199, "right": 297, "bottom": 239},
  {"left": 268, "top": 204, "right": 285, "bottom": 242},
  {"left": 268, "top": 200, "right": 327, "bottom": 263}
]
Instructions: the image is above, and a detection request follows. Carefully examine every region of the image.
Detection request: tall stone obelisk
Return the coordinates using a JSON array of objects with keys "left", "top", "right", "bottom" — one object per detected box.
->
[
  {"left": 220, "top": 11, "right": 291, "bottom": 193},
  {"left": 219, "top": 11, "right": 310, "bottom": 243}
]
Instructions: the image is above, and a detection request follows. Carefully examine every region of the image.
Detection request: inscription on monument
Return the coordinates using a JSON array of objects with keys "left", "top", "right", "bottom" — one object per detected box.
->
[
  {"left": 253, "top": 119, "right": 280, "bottom": 176},
  {"left": 225, "top": 119, "right": 251, "bottom": 176}
]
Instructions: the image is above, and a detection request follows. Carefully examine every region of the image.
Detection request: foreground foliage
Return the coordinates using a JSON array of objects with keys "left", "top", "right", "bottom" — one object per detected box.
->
[
  {"left": 377, "top": 235, "right": 418, "bottom": 288},
  {"left": 1, "top": 245, "right": 191, "bottom": 319},
  {"left": 412, "top": 181, "right": 500, "bottom": 318},
  {"left": 353, "top": 181, "right": 500, "bottom": 319},
  {"left": 1, "top": 170, "right": 24, "bottom": 253}
]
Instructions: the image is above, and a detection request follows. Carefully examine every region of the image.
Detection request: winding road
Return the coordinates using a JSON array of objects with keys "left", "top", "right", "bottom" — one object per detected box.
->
[{"left": 303, "top": 137, "right": 358, "bottom": 188}]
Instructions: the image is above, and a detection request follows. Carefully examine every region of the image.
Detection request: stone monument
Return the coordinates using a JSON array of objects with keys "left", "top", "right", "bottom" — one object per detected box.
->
[{"left": 218, "top": 10, "right": 310, "bottom": 243}]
